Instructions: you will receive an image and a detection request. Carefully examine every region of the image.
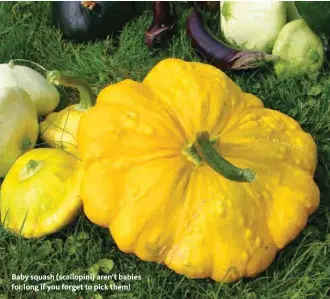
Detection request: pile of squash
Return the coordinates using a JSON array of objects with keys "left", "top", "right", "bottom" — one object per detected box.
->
[
  {"left": 0, "top": 61, "right": 93, "bottom": 237},
  {"left": 0, "top": 58, "right": 320, "bottom": 283}
]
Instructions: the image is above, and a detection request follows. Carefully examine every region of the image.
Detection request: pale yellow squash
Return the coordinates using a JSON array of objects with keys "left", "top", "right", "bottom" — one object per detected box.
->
[
  {"left": 0, "top": 148, "right": 83, "bottom": 238},
  {"left": 40, "top": 71, "right": 95, "bottom": 157}
]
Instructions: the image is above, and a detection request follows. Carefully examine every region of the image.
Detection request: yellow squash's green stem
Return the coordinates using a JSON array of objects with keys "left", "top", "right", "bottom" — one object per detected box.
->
[
  {"left": 47, "top": 70, "right": 95, "bottom": 109},
  {"left": 191, "top": 131, "right": 256, "bottom": 182}
]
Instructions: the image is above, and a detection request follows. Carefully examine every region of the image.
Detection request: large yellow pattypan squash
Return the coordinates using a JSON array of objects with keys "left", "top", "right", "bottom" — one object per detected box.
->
[
  {"left": 0, "top": 148, "right": 83, "bottom": 238},
  {"left": 77, "top": 58, "right": 320, "bottom": 282}
]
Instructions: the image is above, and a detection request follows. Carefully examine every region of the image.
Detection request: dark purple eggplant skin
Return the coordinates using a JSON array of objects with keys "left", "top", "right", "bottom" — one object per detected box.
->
[
  {"left": 52, "top": 2, "right": 135, "bottom": 42},
  {"left": 145, "top": 2, "right": 175, "bottom": 48},
  {"left": 187, "top": 11, "right": 277, "bottom": 70},
  {"left": 187, "top": 11, "right": 238, "bottom": 69}
]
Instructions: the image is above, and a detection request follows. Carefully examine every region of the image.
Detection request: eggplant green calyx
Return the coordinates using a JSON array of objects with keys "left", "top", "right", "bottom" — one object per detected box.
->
[
  {"left": 47, "top": 70, "right": 95, "bottom": 110},
  {"left": 231, "top": 51, "right": 279, "bottom": 70},
  {"left": 188, "top": 131, "right": 256, "bottom": 182}
]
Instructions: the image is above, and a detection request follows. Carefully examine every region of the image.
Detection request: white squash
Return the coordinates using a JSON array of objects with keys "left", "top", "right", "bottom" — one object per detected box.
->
[
  {"left": 0, "top": 62, "right": 60, "bottom": 116},
  {"left": 220, "top": 1, "right": 287, "bottom": 53},
  {"left": 0, "top": 87, "right": 39, "bottom": 177}
]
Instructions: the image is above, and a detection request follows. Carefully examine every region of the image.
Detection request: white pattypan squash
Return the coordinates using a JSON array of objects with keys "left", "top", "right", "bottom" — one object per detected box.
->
[
  {"left": 0, "top": 62, "right": 60, "bottom": 116},
  {"left": 0, "top": 87, "right": 39, "bottom": 177}
]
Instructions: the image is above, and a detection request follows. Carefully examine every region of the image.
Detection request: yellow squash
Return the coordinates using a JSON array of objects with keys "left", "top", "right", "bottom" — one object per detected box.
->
[
  {"left": 0, "top": 148, "right": 83, "bottom": 238},
  {"left": 40, "top": 71, "right": 95, "bottom": 157},
  {"left": 77, "top": 58, "right": 320, "bottom": 282}
]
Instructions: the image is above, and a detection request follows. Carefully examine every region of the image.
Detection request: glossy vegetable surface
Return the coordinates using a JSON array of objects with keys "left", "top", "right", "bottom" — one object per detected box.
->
[
  {"left": 145, "top": 1, "right": 175, "bottom": 48},
  {"left": 187, "top": 11, "right": 278, "bottom": 70},
  {"left": 0, "top": 148, "right": 83, "bottom": 238},
  {"left": 77, "top": 58, "right": 319, "bottom": 282},
  {"left": 0, "top": 87, "right": 38, "bottom": 178},
  {"left": 52, "top": 1, "right": 135, "bottom": 42}
]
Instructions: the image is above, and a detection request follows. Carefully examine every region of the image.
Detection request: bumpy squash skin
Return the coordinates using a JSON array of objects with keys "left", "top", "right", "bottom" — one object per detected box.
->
[
  {"left": 0, "top": 148, "right": 83, "bottom": 238},
  {"left": 77, "top": 59, "right": 319, "bottom": 282}
]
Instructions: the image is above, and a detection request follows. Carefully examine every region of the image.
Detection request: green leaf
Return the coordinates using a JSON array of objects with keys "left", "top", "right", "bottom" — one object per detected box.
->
[
  {"left": 97, "top": 258, "right": 114, "bottom": 274},
  {"left": 77, "top": 232, "right": 90, "bottom": 241},
  {"left": 307, "top": 84, "right": 323, "bottom": 96},
  {"left": 64, "top": 236, "right": 77, "bottom": 256},
  {"left": 71, "top": 267, "right": 83, "bottom": 275},
  {"left": 89, "top": 263, "right": 100, "bottom": 276},
  {"left": 37, "top": 240, "right": 53, "bottom": 258},
  {"left": 53, "top": 239, "right": 63, "bottom": 253}
]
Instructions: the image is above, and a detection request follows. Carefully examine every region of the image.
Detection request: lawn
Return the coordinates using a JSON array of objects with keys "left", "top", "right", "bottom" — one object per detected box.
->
[{"left": 0, "top": 2, "right": 329, "bottom": 299}]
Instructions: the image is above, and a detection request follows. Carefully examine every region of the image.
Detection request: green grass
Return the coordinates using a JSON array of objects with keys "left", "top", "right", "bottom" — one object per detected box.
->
[{"left": 0, "top": 2, "right": 330, "bottom": 299}]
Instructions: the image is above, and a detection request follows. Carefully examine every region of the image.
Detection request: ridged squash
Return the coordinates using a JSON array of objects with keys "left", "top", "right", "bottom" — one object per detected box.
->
[{"left": 77, "top": 59, "right": 320, "bottom": 282}]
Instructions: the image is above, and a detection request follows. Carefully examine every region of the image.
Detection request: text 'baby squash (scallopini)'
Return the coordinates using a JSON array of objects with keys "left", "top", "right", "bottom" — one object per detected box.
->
[{"left": 77, "top": 58, "right": 320, "bottom": 282}]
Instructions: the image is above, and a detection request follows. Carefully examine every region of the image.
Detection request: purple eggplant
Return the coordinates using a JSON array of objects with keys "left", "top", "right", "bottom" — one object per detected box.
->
[
  {"left": 187, "top": 10, "right": 278, "bottom": 70},
  {"left": 145, "top": 2, "right": 175, "bottom": 48}
]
